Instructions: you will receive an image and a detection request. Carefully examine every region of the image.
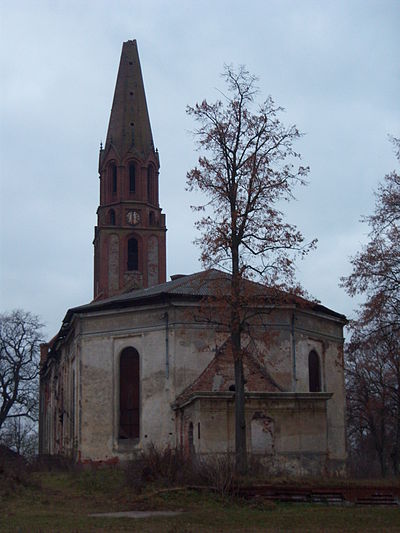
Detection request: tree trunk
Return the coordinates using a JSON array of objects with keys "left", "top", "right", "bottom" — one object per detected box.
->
[
  {"left": 392, "top": 389, "right": 400, "bottom": 476},
  {"left": 234, "top": 341, "right": 247, "bottom": 474},
  {"left": 231, "top": 239, "right": 247, "bottom": 474}
]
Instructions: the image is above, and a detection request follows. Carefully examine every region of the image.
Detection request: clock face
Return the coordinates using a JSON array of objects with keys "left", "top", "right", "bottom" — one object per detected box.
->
[{"left": 126, "top": 210, "right": 141, "bottom": 225}]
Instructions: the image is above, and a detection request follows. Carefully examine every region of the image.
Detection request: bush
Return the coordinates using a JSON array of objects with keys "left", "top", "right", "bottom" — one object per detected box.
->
[
  {"left": 125, "top": 444, "right": 187, "bottom": 491},
  {"left": 125, "top": 444, "right": 237, "bottom": 496},
  {"left": 195, "top": 454, "right": 237, "bottom": 496}
]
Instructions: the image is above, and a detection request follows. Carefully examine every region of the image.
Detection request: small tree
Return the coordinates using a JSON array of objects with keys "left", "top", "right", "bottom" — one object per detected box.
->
[
  {"left": 187, "top": 66, "right": 316, "bottom": 473},
  {"left": 0, "top": 310, "right": 43, "bottom": 436}
]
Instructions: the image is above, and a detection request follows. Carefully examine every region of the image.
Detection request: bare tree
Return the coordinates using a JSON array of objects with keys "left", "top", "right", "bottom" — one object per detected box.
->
[
  {"left": 346, "top": 321, "right": 400, "bottom": 477},
  {"left": 0, "top": 310, "right": 43, "bottom": 433},
  {"left": 187, "top": 66, "right": 316, "bottom": 473},
  {"left": 342, "top": 137, "right": 400, "bottom": 477},
  {"left": 0, "top": 416, "right": 38, "bottom": 458},
  {"left": 342, "top": 137, "right": 400, "bottom": 333}
]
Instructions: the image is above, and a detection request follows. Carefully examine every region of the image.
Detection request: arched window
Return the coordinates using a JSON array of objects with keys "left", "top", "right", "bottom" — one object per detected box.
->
[
  {"left": 149, "top": 211, "right": 154, "bottom": 226},
  {"left": 109, "top": 209, "right": 116, "bottom": 225},
  {"left": 308, "top": 350, "right": 321, "bottom": 392},
  {"left": 147, "top": 165, "right": 154, "bottom": 203},
  {"left": 129, "top": 162, "right": 136, "bottom": 193},
  {"left": 127, "top": 237, "right": 138, "bottom": 271},
  {"left": 110, "top": 163, "right": 117, "bottom": 194},
  {"left": 119, "top": 347, "right": 140, "bottom": 439}
]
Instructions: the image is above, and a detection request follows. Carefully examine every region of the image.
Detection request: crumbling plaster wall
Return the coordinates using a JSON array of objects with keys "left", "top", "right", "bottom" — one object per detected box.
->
[
  {"left": 178, "top": 395, "right": 333, "bottom": 475},
  {"left": 75, "top": 303, "right": 217, "bottom": 461},
  {"left": 294, "top": 311, "right": 346, "bottom": 464},
  {"left": 41, "top": 300, "right": 346, "bottom": 471},
  {"left": 40, "top": 331, "right": 79, "bottom": 458}
]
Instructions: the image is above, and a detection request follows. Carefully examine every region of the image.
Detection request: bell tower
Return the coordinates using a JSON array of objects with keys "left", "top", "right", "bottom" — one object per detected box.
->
[{"left": 93, "top": 40, "right": 167, "bottom": 300}]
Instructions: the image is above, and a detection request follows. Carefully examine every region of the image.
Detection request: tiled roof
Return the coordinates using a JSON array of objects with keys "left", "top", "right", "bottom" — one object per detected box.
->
[
  {"left": 43, "top": 268, "right": 346, "bottom": 369},
  {"left": 67, "top": 268, "right": 346, "bottom": 321}
]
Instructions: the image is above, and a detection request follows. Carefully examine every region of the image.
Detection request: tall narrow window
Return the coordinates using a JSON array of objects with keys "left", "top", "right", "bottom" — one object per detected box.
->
[
  {"left": 127, "top": 237, "right": 138, "bottom": 271},
  {"left": 147, "top": 165, "right": 153, "bottom": 203},
  {"left": 308, "top": 350, "right": 321, "bottom": 392},
  {"left": 149, "top": 211, "right": 154, "bottom": 226},
  {"left": 110, "top": 163, "right": 117, "bottom": 194},
  {"left": 129, "top": 163, "right": 136, "bottom": 193},
  {"left": 119, "top": 347, "right": 140, "bottom": 439},
  {"left": 109, "top": 209, "right": 116, "bottom": 225},
  {"left": 188, "top": 422, "right": 194, "bottom": 455}
]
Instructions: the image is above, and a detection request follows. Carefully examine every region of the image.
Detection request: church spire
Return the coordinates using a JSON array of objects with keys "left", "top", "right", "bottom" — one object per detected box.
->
[
  {"left": 104, "top": 40, "right": 154, "bottom": 159},
  {"left": 93, "top": 41, "right": 167, "bottom": 301}
]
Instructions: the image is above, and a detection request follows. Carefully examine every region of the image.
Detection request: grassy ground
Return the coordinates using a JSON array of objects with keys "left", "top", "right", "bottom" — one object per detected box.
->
[{"left": 1, "top": 469, "right": 399, "bottom": 532}]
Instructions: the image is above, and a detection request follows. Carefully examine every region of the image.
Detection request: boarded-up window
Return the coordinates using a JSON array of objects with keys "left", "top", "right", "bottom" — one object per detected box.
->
[
  {"left": 251, "top": 414, "right": 274, "bottom": 455},
  {"left": 119, "top": 347, "right": 140, "bottom": 439},
  {"left": 127, "top": 237, "right": 138, "bottom": 271},
  {"left": 308, "top": 350, "right": 321, "bottom": 392}
]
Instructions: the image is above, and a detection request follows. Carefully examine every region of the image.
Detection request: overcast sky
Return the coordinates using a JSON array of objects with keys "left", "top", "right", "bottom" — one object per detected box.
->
[{"left": 0, "top": 0, "right": 399, "bottom": 337}]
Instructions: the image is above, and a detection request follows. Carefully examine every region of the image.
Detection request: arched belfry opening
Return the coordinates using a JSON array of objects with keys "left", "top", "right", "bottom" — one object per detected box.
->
[
  {"left": 127, "top": 237, "right": 139, "bottom": 271},
  {"left": 147, "top": 164, "right": 155, "bottom": 204},
  {"left": 109, "top": 162, "right": 117, "bottom": 195},
  {"left": 119, "top": 347, "right": 140, "bottom": 439},
  {"left": 129, "top": 162, "right": 136, "bottom": 193},
  {"left": 308, "top": 350, "right": 321, "bottom": 392}
]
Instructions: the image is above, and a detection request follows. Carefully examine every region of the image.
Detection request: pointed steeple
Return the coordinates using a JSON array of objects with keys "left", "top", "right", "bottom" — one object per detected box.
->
[
  {"left": 104, "top": 40, "right": 154, "bottom": 159},
  {"left": 93, "top": 40, "right": 166, "bottom": 301}
]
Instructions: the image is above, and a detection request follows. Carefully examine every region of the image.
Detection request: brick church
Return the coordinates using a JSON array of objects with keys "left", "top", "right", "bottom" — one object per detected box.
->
[{"left": 39, "top": 40, "right": 347, "bottom": 475}]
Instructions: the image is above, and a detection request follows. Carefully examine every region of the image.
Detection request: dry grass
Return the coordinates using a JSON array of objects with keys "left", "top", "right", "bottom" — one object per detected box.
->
[
  {"left": 1, "top": 466, "right": 400, "bottom": 532},
  {"left": 1, "top": 447, "right": 399, "bottom": 532}
]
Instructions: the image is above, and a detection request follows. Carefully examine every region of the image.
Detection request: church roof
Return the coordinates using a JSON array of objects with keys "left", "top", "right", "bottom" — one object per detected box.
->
[
  {"left": 67, "top": 268, "right": 346, "bottom": 321},
  {"left": 103, "top": 39, "right": 154, "bottom": 159},
  {"left": 43, "top": 269, "right": 345, "bottom": 367}
]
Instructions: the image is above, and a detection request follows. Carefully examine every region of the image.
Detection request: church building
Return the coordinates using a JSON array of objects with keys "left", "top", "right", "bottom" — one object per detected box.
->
[{"left": 39, "top": 40, "right": 347, "bottom": 476}]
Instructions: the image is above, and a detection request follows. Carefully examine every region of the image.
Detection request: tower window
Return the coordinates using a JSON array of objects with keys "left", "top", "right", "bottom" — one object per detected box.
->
[
  {"left": 109, "top": 209, "right": 116, "bottom": 225},
  {"left": 129, "top": 163, "right": 136, "bottom": 193},
  {"left": 149, "top": 211, "right": 154, "bottom": 226},
  {"left": 110, "top": 163, "right": 117, "bottom": 194},
  {"left": 308, "top": 350, "right": 321, "bottom": 392},
  {"left": 147, "top": 165, "right": 154, "bottom": 203},
  {"left": 119, "top": 347, "right": 139, "bottom": 439},
  {"left": 127, "top": 237, "right": 138, "bottom": 271}
]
